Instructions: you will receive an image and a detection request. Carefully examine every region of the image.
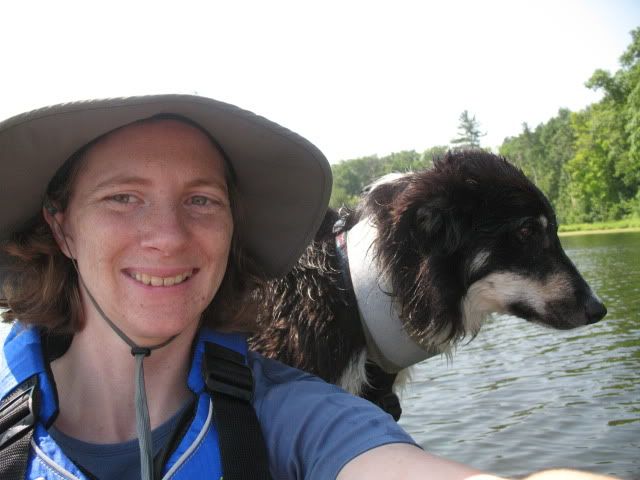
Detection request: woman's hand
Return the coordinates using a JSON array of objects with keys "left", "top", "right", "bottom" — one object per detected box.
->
[
  {"left": 522, "top": 471, "right": 618, "bottom": 480},
  {"left": 338, "top": 444, "right": 619, "bottom": 480}
]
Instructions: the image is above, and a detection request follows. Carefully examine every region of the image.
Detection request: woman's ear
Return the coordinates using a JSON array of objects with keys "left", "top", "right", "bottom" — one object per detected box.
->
[{"left": 43, "top": 204, "right": 74, "bottom": 259}]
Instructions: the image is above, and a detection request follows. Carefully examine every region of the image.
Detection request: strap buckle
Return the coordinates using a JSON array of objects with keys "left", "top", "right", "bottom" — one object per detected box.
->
[
  {"left": 0, "top": 377, "right": 39, "bottom": 449},
  {"left": 202, "top": 343, "right": 253, "bottom": 403}
]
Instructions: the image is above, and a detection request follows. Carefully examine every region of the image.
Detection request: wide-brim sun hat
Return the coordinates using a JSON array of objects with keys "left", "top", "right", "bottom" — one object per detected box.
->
[{"left": 0, "top": 94, "right": 332, "bottom": 280}]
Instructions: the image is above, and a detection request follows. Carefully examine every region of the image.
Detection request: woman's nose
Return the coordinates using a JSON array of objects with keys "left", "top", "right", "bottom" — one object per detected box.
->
[{"left": 138, "top": 204, "right": 190, "bottom": 253}]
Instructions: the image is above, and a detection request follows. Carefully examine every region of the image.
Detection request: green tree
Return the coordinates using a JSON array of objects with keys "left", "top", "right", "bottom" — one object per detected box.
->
[
  {"left": 500, "top": 122, "right": 543, "bottom": 186},
  {"left": 329, "top": 146, "right": 448, "bottom": 208},
  {"left": 499, "top": 28, "right": 640, "bottom": 223},
  {"left": 421, "top": 145, "right": 449, "bottom": 165},
  {"left": 382, "top": 150, "right": 424, "bottom": 175},
  {"left": 500, "top": 109, "right": 575, "bottom": 214},
  {"left": 538, "top": 109, "right": 575, "bottom": 208},
  {"left": 451, "top": 110, "right": 486, "bottom": 148},
  {"left": 565, "top": 105, "right": 625, "bottom": 222},
  {"left": 330, "top": 155, "right": 385, "bottom": 208},
  {"left": 568, "top": 27, "right": 640, "bottom": 220},
  {"left": 329, "top": 185, "right": 358, "bottom": 209}
]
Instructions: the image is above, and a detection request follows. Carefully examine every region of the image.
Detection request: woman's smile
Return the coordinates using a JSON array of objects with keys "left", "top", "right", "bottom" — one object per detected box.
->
[{"left": 126, "top": 268, "right": 195, "bottom": 287}]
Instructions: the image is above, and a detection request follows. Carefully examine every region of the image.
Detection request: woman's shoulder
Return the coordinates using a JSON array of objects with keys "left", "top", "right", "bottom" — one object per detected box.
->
[
  {"left": 247, "top": 349, "right": 367, "bottom": 405},
  {"left": 246, "top": 350, "right": 415, "bottom": 479},
  {"left": 248, "top": 350, "right": 325, "bottom": 386},
  {"left": 248, "top": 349, "right": 389, "bottom": 424},
  {"left": 246, "top": 349, "right": 415, "bottom": 445}
]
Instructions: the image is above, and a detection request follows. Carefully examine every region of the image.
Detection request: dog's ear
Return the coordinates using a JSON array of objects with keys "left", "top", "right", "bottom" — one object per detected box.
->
[
  {"left": 415, "top": 197, "right": 469, "bottom": 254},
  {"left": 389, "top": 166, "right": 476, "bottom": 255}
]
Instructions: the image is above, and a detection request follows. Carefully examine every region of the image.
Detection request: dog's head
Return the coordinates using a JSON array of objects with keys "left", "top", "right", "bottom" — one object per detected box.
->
[{"left": 358, "top": 150, "right": 606, "bottom": 349}]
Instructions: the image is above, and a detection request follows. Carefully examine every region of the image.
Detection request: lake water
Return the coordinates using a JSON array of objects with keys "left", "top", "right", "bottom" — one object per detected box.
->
[
  {"left": 1, "top": 231, "right": 638, "bottom": 478},
  {"left": 398, "top": 231, "right": 640, "bottom": 479}
]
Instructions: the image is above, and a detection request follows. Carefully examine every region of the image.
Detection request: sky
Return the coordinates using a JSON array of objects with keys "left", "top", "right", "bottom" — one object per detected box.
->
[{"left": 0, "top": 0, "right": 638, "bottom": 163}]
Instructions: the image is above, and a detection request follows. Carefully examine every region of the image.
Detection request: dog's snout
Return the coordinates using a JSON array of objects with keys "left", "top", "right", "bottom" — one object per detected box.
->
[{"left": 585, "top": 297, "right": 607, "bottom": 324}]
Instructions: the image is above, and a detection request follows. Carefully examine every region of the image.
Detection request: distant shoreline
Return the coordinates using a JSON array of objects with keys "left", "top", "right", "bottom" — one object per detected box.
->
[{"left": 559, "top": 226, "right": 640, "bottom": 237}]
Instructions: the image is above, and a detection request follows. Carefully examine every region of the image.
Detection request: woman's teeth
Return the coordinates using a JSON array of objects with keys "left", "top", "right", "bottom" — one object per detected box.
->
[{"left": 131, "top": 270, "right": 193, "bottom": 287}]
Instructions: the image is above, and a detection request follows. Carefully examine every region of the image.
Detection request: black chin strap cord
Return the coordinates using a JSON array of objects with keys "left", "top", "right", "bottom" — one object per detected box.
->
[{"left": 56, "top": 216, "right": 176, "bottom": 480}]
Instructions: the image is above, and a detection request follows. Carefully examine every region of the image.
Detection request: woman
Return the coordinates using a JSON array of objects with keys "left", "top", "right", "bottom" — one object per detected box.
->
[{"left": 0, "top": 95, "right": 616, "bottom": 480}]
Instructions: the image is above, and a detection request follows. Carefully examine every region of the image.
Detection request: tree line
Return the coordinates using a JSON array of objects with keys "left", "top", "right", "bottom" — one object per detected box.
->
[{"left": 330, "top": 28, "right": 640, "bottom": 225}]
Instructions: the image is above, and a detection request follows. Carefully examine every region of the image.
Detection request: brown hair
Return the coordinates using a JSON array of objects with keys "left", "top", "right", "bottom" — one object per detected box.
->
[{"left": 1, "top": 117, "right": 264, "bottom": 334}]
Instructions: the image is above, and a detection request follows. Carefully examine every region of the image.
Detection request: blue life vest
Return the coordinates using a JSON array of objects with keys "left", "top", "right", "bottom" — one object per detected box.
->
[{"left": 0, "top": 323, "right": 252, "bottom": 479}]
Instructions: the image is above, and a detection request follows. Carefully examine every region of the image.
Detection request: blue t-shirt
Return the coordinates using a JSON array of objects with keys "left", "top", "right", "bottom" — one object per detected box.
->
[
  {"left": 49, "top": 351, "right": 416, "bottom": 480},
  {"left": 48, "top": 404, "right": 186, "bottom": 478}
]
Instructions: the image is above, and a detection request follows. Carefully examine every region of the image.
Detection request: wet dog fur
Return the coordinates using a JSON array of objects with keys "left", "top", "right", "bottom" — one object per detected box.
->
[{"left": 249, "top": 150, "right": 607, "bottom": 414}]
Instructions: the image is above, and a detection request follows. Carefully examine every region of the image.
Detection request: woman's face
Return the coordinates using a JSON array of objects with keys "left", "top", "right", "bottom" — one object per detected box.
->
[{"left": 54, "top": 119, "right": 233, "bottom": 344}]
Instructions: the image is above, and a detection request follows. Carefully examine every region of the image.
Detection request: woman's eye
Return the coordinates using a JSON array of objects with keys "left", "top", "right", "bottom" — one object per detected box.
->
[
  {"left": 189, "top": 196, "right": 212, "bottom": 206},
  {"left": 110, "top": 194, "right": 133, "bottom": 204}
]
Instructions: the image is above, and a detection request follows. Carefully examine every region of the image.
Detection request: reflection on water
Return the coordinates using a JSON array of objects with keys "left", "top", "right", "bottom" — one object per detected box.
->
[{"left": 399, "top": 231, "right": 640, "bottom": 479}]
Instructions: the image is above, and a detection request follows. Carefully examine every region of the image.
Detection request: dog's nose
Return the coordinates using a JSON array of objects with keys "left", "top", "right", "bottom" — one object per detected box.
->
[{"left": 585, "top": 297, "right": 607, "bottom": 324}]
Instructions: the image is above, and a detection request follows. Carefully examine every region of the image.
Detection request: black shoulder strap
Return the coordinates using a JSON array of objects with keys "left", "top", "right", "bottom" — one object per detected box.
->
[
  {"left": 202, "top": 342, "right": 273, "bottom": 480},
  {"left": 361, "top": 363, "right": 402, "bottom": 421},
  {"left": 0, "top": 375, "right": 40, "bottom": 479}
]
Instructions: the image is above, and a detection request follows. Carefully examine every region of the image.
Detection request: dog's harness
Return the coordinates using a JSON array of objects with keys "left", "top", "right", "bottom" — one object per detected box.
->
[
  {"left": 344, "top": 218, "right": 440, "bottom": 371},
  {"left": 360, "top": 363, "right": 402, "bottom": 422},
  {"left": 334, "top": 228, "right": 401, "bottom": 421},
  {"left": 335, "top": 218, "right": 441, "bottom": 419}
]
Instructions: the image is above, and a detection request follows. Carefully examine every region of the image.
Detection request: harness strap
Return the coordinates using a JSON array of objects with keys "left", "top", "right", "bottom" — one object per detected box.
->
[
  {"left": 361, "top": 363, "right": 402, "bottom": 421},
  {"left": 202, "top": 342, "right": 273, "bottom": 480},
  {"left": 0, "top": 375, "right": 40, "bottom": 479},
  {"left": 335, "top": 230, "right": 403, "bottom": 421}
]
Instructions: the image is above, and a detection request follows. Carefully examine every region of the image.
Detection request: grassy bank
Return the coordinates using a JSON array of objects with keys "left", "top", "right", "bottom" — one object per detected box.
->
[{"left": 559, "top": 218, "right": 640, "bottom": 236}]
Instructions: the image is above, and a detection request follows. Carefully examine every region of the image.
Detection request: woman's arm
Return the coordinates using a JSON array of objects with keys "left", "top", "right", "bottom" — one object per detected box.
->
[{"left": 338, "top": 444, "right": 618, "bottom": 480}]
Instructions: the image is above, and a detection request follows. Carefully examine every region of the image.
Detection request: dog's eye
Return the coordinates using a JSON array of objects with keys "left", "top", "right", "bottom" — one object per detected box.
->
[{"left": 516, "top": 225, "right": 533, "bottom": 241}]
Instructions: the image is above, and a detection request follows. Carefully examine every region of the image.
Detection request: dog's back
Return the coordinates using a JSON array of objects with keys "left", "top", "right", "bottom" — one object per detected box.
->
[{"left": 250, "top": 208, "right": 369, "bottom": 387}]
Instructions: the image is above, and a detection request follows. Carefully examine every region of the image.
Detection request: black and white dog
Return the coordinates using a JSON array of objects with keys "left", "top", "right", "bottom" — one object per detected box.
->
[{"left": 250, "top": 150, "right": 607, "bottom": 419}]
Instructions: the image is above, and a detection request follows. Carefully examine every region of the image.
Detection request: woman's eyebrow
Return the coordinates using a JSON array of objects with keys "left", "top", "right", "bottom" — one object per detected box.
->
[
  {"left": 91, "top": 175, "right": 227, "bottom": 192},
  {"left": 92, "top": 175, "right": 152, "bottom": 191},
  {"left": 184, "top": 178, "right": 228, "bottom": 193}
]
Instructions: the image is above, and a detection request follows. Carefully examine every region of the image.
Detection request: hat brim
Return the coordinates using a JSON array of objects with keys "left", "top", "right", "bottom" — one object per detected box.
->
[{"left": 0, "top": 94, "right": 331, "bottom": 279}]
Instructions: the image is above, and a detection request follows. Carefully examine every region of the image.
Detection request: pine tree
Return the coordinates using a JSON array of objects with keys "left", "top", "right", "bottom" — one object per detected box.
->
[{"left": 451, "top": 110, "right": 486, "bottom": 148}]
